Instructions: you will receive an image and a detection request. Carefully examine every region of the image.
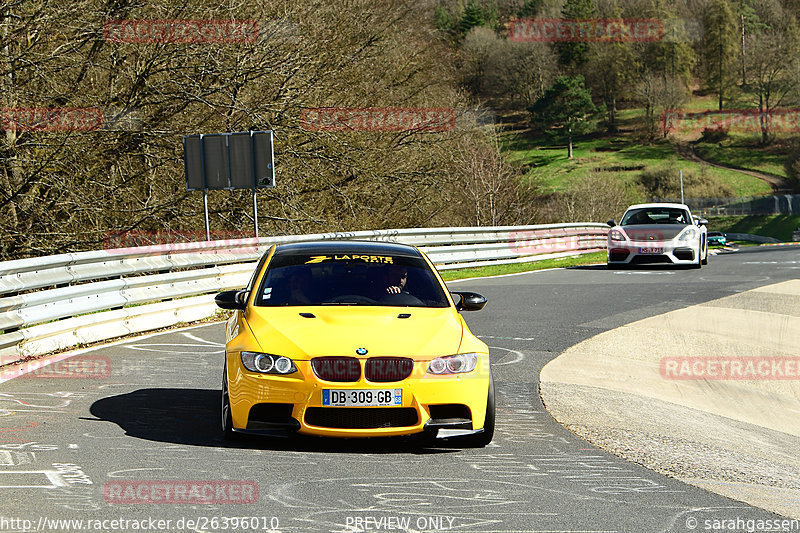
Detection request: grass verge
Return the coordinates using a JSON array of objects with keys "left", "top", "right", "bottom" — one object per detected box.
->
[
  {"left": 706, "top": 215, "right": 800, "bottom": 241},
  {"left": 694, "top": 141, "right": 788, "bottom": 178},
  {"left": 503, "top": 130, "right": 771, "bottom": 197},
  {"left": 440, "top": 252, "right": 606, "bottom": 281}
]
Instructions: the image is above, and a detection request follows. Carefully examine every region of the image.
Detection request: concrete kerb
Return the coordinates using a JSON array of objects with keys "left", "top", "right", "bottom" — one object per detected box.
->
[{"left": 539, "top": 279, "right": 800, "bottom": 519}]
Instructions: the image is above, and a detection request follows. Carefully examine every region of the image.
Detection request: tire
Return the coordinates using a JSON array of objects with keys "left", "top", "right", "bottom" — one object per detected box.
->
[
  {"left": 461, "top": 374, "right": 495, "bottom": 448},
  {"left": 221, "top": 366, "right": 237, "bottom": 440},
  {"left": 701, "top": 239, "right": 708, "bottom": 265}
]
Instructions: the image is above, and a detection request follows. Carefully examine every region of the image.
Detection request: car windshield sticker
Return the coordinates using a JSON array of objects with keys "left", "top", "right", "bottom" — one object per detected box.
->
[
  {"left": 304, "top": 255, "right": 394, "bottom": 264},
  {"left": 262, "top": 286, "right": 272, "bottom": 299}
]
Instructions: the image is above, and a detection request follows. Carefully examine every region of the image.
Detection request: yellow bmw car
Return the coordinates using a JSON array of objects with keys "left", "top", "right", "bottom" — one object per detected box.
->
[{"left": 214, "top": 240, "right": 494, "bottom": 446}]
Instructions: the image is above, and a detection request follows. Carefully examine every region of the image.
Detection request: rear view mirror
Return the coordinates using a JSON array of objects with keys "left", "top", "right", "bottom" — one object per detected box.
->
[
  {"left": 451, "top": 291, "right": 487, "bottom": 311},
  {"left": 215, "top": 290, "right": 247, "bottom": 310}
]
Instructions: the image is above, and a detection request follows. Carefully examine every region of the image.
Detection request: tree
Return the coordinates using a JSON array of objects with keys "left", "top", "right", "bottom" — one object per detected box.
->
[
  {"left": 529, "top": 75, "right": 599, "bottom": 158},
  {"left": 459, "top": 0, "right": 487, "bottom": 36},
  {"left": 461, "top": 26, "right": 500, "bottom": 96},
  {"left": 636, "top": 12, "right": 695, "bottom": 140},
  {"left": 557, "top": 170, "right": 644, "bottom": 223},
  {"left": 733, "top": 0, "right": 769, "bottom": 86},
  {"left": 642, "top": 15, "right": 697, "bottom": 86},
  {"left": 517, "top": 0, "right": 543, "bottom": 17},
  {"left": 702, "top": 0, "right": 738, "bottom": 110},
  {"left": 451, "top": 129, "right": 538, "bottom": 226},
  {"left": 746, "top": 25, "right": 800, "bottom": 143},
  {"left": 0, "top": 0, "right": 514, "bottom": 259},
  {"left": 635, "top": 73, "right": 688, "bottom": 140},
  {"left": 485, "top": 40, "right": 557, "bottom": 108},
  {"left": 555, "top": 0, "right": 597, "bottom": 68},
  {"left": 588, "top": 41, "right": 637, "bottom": 132}
]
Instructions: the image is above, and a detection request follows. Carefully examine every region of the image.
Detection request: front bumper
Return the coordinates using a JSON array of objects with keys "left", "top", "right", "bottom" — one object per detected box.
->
[
  {"left": 226, "top": 354, "right": 491, "bottom": 438},
  {"left": 607, "top": 240, "right": 698, "bottom": 265}
]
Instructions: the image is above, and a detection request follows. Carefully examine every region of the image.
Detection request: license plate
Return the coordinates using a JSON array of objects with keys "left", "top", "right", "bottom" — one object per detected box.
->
[
  {"left": 638, "top": 247, "right": 663, "bottom": 254},
  {"left": 322, "top": 389, "right": 402, "bottom": 407}
]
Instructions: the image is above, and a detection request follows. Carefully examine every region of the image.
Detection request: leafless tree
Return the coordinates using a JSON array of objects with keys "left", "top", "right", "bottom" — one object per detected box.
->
[{"left": 0, "top": 0, "right": 519, "bottom": 259}]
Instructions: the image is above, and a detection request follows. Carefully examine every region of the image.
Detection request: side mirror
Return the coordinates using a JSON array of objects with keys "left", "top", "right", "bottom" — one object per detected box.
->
[
  {"left": 697, "top": 218, "right": 708, "bottom": 226},
  {"left": 215, "top": 290, "right": 247, "bottom": 310},
  {"left": 452, "top": 291, "right": 487, "bottom": 312},
  {"left": 607, "top": 220, "right": 617, "bottom": 227}
]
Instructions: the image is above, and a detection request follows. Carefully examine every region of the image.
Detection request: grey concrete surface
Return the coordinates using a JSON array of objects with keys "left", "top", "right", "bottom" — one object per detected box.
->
[{"left": 540, "top": 276, "right": 800, "bottom": 519}]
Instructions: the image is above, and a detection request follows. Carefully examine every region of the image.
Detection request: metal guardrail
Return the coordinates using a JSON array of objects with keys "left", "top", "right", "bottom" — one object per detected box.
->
[
  {"left": 651, "top": 195, "right": 800, "bottom": 216},
  {"left": 0, "top": 224, "right": 607, "bottom": 362},
  {"left": 724, "top": 233, "right": 781, "bottom": 244}
]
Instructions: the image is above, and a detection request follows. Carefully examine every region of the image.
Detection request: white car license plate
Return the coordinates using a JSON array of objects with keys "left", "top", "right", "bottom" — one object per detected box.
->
[
  {"left": 322, "top": 389, "right": 402, "bottom": 407},
  {"left": 638, "top": 247, "right": 663, "bottom": 254}
]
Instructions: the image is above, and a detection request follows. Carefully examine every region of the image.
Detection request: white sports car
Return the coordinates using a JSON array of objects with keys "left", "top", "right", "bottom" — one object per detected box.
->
[{"left": 607, "top": 203, "right": 708, "bottom": 268}]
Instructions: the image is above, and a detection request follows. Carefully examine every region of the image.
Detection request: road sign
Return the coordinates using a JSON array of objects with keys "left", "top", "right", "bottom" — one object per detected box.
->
[
  {"left": 183, "top": 131, "right": 274, "bottom": 190},
  {"left": 183, "top": 131, "right": 275, "bottom": 240}
]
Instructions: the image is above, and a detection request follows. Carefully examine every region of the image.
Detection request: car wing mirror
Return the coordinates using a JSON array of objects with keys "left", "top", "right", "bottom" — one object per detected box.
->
[
  {"left": 697, "top": 218, "right": 708, "bottom": 226},
  {"left": 215, "top": 290, "right": 247, "bottom": 310},
  {"left": 451, "top": 291, "right": 487, "bottom": 312},
  {"left": 607, "top": 220, "right": 617, "bottom": 227}
]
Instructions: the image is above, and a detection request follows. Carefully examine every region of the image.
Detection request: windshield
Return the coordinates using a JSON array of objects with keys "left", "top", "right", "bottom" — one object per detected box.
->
[
  {"left": 621, "top": 207, "right": 691, "bottom": 226},
  {"left": 255, "top": 253, "right": 450, "bottom": 307}
]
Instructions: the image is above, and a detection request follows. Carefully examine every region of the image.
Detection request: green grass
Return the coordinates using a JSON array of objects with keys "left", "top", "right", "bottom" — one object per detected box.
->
[
  {"left": 440, "top": 252, "right": 606, "bottom": 281},
  {"left": 695, "top": 141, "right": 787, "bottom": 178},
  {"left": 696, "top": 165, "right": 773, "bottom": 196},
  {"left": 502, "top": 129, "right": 771, "bottom": 196},
  {"left": 503, "top": 98, "right": 784, "bottom": 197},
  {"left": 706, "top": 215, "right": 800, "bottom": 241}
]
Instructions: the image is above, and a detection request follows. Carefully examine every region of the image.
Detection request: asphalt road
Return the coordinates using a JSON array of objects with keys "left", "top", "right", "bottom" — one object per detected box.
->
[{"left": 1, "top": 246, "right": 799, "bottom": 533}]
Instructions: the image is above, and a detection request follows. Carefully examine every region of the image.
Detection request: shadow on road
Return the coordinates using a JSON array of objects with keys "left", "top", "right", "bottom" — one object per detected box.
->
[
  {"left": 569, "top": 264, "right": 683, "bottom": 271},
  {"left": 89, "top": 388, "right": 455, "bottom": 455}
]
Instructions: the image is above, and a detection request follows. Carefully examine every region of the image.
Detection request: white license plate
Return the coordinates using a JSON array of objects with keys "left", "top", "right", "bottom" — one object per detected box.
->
[
  {"left": 638, "top": 247, "right": 663, "bottom": 254},
  {"left": 322, "top": 389, "right": 402, "bottom": 407}
]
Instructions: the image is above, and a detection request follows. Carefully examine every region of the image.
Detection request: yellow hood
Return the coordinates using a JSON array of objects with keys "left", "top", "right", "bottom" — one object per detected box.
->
[{"left": 244, "top": 306, "right": 465, "bottom": 360}]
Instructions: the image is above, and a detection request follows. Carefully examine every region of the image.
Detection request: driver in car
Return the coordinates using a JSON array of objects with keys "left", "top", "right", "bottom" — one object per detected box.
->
[{"left": 384, "top": 265, "right": 408, "bottom": 294}]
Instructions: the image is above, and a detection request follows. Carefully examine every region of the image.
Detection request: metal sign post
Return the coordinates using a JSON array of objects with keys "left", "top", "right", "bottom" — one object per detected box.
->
[
  {"left": 183, "top": 131, "right": 275, "bottom": 241},
  {"left": 203, "top": 189, "right": 211, "bottom": 241},
  {"left": 252, "top": 187, "right": 259, "bottom": 238}
]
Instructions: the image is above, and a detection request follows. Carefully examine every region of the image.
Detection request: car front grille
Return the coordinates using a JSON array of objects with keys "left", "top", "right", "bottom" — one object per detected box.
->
[
  {"left": 305, "top": 407, "right": 418, "bottom": 429},
  {"left": 630, "top": 254, "right": 671, "bottom": 264},
  {"left": 311, "top": 357, "right": 361, "bottom": 382},
  {"left": 365, "top": 357, "right": 414, "bottom": 382}
]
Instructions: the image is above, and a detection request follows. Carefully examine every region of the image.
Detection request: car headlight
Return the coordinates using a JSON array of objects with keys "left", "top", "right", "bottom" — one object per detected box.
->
[
  {"left": 427, "top": 353, "right": 478, "bottom": 375},
  {"left": 609, "top": 229, "right": 626, "bottom": 241},
  {"left": 240, "top": 352, "right": 297, "bottom": 374},
  {"left": 678, "top": 228, "right": 698, "bottom": 241}
]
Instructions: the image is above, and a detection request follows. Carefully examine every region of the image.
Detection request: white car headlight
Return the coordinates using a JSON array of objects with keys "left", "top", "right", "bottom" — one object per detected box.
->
[
  {"left": 427, "top": 353, "right": 478, "bottom": 375},
  {"left": 677, "top": 228, "right": 698, "bottom": 241},
  {"left": 609, "top": 229, "right": 626, "bottom": 241},
  {"left": 241, "top": 352, "right": 297, "bottom": 374}
]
